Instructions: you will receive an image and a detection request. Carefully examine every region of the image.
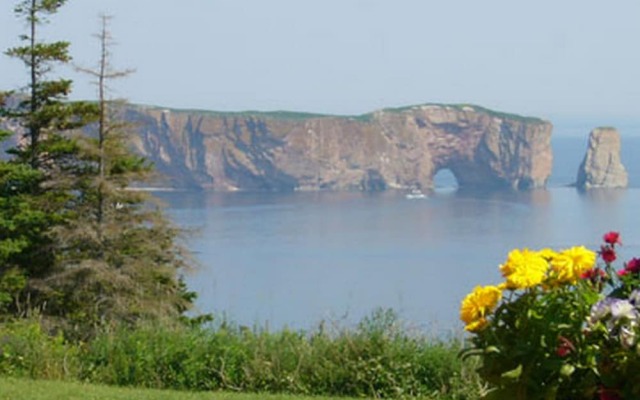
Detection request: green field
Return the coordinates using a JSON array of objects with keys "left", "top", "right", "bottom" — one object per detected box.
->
[{"left": 0, "top": 378, "right": 365, "bottom": 400}]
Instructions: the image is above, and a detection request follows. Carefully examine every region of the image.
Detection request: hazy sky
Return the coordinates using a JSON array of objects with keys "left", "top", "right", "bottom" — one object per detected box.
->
[{"left": 2, "top": 0, "right": 640, "bottom": 122}]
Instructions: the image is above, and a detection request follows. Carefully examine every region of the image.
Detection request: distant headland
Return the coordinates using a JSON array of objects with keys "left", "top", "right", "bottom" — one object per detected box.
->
[{"left": 123, "top": 103, "right": 553, "bottom": 192}]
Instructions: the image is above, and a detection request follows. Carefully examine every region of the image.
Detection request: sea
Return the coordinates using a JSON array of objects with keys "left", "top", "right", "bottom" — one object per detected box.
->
[{"left": 155, "top": 126, "right": 640, "bottom": 335}]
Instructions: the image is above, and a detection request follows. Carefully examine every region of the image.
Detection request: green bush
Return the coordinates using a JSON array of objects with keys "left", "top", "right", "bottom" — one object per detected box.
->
[
  {"left": 79, "top": 310, "right": 480, "bottom": 398},
  {"left": 0, "top": 310, "right": 482, "bottom": 399},
  {"left": 0, "top": 319, "right": 79, "bottom": 380},
  {"left": 81, "top": 323, "right": 219, "bottom": 390}
]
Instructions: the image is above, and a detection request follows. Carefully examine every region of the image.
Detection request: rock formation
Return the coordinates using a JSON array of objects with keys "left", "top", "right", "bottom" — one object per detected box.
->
[
  {"left": 124, "top": 104, "right": 553, "bottom": 191},
  {"left": 576, "top": 127, "right": 628, "bottom": 190}
]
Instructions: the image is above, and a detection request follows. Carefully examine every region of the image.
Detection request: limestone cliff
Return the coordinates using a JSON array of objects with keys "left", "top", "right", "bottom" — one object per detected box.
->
[
  {"left": 576, "top": 127, "right": 628, "bottom": 189},
  {"left": 124, "top": 104, "right": 552, "bottom": 191}
]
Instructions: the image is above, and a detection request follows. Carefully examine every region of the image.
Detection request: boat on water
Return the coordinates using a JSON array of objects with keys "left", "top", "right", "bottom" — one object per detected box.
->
[{"left": 405, "top": 188, "right": 427, "bottom": 200}]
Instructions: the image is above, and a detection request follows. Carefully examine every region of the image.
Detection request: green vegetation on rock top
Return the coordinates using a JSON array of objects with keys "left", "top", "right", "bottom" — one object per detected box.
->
[
  {"left": 460, "top": 104, "right": 546, "bottom": 123},
  {"left": 139, "top": 105, "right": 335, "bottom": 120},
  {"left": 138, "top": 103, "right": 546, "bottom": 124},
  {"left": 375, "top": 103, "right": 545, "bottom": 123}
]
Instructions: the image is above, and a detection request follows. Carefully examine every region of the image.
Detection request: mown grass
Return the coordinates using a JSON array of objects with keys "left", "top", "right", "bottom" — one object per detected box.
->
[{"left": 0, "top": 377, "right": 362, "bottom": 400}]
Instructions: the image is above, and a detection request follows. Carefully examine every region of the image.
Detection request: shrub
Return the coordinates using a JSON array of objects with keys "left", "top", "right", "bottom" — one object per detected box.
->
[
  {"left": 79, "top": 310, "right": 479, "bottom": 398},
  {"left": 80, "top": 322, "right": 222, "bottom": 390},
  {"left": 0, "top": 309, "right": 481, "bottom": 398},
  {"left": 0, "top": 319, "right": 79, "bottom": 380}
]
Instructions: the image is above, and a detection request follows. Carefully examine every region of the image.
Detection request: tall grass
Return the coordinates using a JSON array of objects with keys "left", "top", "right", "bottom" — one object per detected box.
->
[
  {"left": 0, "top": 310, "right": 483, "bottom": 399},
  {"left": 0, "top": 321, "right": 79, "bottom": 380}
]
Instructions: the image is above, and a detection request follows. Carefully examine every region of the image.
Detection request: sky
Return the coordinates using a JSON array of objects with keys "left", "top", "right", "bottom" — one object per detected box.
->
[{"left": 1, "top": 0, "right": 640, "bottom": 128}]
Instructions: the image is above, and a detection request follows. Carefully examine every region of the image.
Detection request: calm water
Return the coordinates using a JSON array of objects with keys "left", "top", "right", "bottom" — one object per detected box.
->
[{"left": 157, "top": 135, "right": 640, "bottom": 334}]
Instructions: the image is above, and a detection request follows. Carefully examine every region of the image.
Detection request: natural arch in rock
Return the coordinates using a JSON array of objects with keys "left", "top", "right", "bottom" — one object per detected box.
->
[
  {"left": 432, "top": 168, "right": 458, "bottom": 189},
  {"left": 128, "top": 104, "right": 553, "bottom": 191}
]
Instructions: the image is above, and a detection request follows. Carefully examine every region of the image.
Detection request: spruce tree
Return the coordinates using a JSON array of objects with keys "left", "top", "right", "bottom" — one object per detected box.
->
[
  {"left": 0, "top": 0, "right": 98, "bottom": 317},
  {"left": 1, "top": 3, "right": 196, "bottom": 337},
  {"left": 5, "top": 0, "right": 96, "bottom": 169},
  {"left": 49, "top": 15, "right": 196, "bottom": 336}
]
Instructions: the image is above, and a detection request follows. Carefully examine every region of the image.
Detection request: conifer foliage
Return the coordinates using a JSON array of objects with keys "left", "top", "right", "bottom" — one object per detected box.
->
[{"left": 0, "top": 1, "right": 196, "bottom": 338}]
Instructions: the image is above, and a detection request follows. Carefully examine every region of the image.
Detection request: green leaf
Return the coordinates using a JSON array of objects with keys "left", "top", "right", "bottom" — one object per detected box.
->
[
  {"left": 560, "top": 363, "right": 575, "bottom": 377},
  {"left": 459, "top": 347, "right": 484, "bottom": 360},
  {"left": 501, "top": 364, "right": 523, "bottom": 380},
  {"left": 544, "top": 384, "right": 559, "bottom": 400},
  {"left": 481, "top": 387, "right": 519, "bottom": 400},
  {"left": 0, "top": 130, "right": 12, "bottom": 141},
  {"left": 527, "top": 308, "right": 543, "bottom": 319}
]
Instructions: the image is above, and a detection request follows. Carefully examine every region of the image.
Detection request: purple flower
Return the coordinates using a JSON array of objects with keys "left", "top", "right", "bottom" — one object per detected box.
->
[
  {"left": 589, "top": 298, "right": 617, "bottom": 325},
  {"left": 610, "top": 299, "right": 637, "bottom": 323},
  {"left": 629, "top": 289, "right": 640, "bottom": 306},
  {"left": 588, "top": 297, "right": 639, "bottom": 347},
  {"left": 590, "top": 298, "right": 637, "bottom": 323},
  {"left": 619, "top": 325, "right": 636, "bottom": 348}
]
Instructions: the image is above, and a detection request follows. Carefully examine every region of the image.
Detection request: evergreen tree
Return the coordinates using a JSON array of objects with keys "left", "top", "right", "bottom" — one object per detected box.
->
[
  {"left": 52, "top": 15, "right": 196, "bottom": 335},
  {"left": 0, "top": 0, "right": 98, "bottom": 316},
  {"left": 1, "top": 3, "right": 197, "bottom": 337},
  {"left": 5, "top": 0, "right": 96, "bottom": 169}
]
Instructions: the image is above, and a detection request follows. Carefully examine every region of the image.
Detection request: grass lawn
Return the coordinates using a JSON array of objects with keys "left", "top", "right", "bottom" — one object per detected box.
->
[{"left": 0, "top": 377, "right": 363, "bottom": 400}]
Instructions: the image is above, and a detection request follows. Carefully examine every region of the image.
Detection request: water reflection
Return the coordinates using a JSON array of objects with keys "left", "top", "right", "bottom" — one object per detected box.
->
[
  {"left": 579, "top": 188, "right": 627, "bottom": 204},
  {"left": 156, "top": 188, "right": 640, "bottom": 334}
]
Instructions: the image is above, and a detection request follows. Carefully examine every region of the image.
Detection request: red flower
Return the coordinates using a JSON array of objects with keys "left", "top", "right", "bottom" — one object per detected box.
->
[
  {"left": 556, "top": 346, "right": 570, "bottom": 357},
  {"left": 625, "top": 257, "right": 640, "bottom": 273},
  {"left": 580, "top": 268, "right": 607, "bottom": 285},
  {"left": 599, "top": 387, "right": 622, "bottom": 400},
  {"left": 556, "top": 336, "right": 574, "bottom": 358},
  {"left": 618, "top": 269, "right": 629, "bottom": 277},
  {"left": 600, "top": 246, "right": 617, "bottom": 263},
  {"left": 581, "top": 268, "right": 606, "bottom": 280},
  {"left": 603, "top": 231, "right": 621, "bottom": 245}
]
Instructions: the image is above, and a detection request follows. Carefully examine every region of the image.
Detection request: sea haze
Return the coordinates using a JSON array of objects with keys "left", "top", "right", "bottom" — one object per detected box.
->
[{"left": 157, "top": 135, "right": 640, "bottom": 334}]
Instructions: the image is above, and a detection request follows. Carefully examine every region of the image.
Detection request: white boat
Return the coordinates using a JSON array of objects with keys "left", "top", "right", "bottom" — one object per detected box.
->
[{"left": 405, "top": 189, "right": 427, "bottom": 199}]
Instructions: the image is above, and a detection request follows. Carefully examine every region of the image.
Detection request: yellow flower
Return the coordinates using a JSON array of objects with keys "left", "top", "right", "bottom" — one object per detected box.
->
[
  {"left": 537, "top": 248, "right": 559, "bottom": 261},
  {"left": 499, "top": 248, "right": 549, "bottom": 290},
  {"left": 551, "top": 246, "right": 596, "bottom": 284},
  {"left": 460, "top": 285, "right": 502, "bottom": 332},
  {"left": 465, "top": 318, "right": 489, "bottom": 332}
]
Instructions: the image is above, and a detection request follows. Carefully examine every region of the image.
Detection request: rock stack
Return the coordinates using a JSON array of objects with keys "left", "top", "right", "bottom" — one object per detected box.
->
[{"left": 576, "top": 127, "right": 628, "bottom": 189}]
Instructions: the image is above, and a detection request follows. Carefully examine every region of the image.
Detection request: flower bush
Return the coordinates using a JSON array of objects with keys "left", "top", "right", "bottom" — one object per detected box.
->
[{"left": 460, "top": 232, "right": 640, "bottom": 400}]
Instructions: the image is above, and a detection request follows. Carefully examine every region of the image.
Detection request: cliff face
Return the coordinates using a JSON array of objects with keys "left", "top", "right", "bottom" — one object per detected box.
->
[
  {"left": 123, "top": 104, "right": 553, "bottom": 191},
  {"left": 576, "top": 127, "right": 628, "bottom": 189}
]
